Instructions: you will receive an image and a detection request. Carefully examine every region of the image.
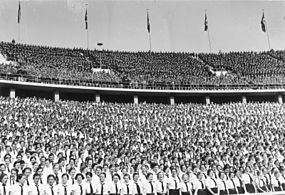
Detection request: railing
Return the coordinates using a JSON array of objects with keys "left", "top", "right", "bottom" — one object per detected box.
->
[{"left": 0, "top": 73, "right": 285, "bottom": 90}]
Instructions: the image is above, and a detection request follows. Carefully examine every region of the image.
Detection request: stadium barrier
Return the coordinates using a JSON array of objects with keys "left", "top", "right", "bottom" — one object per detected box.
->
[{"left": 0, "top": 73, "right": 284, "bottom": 91}]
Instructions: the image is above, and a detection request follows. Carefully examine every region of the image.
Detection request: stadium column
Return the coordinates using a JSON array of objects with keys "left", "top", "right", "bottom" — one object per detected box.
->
[
  {"left": 242, "top": 96, "right": 247, "bottom": 104},
  {"left": 9, "top": 88, "right": 16, "bottom": 99},
  {"left": 278, "top": 95, "right": 283, "bottom": 104},
  {"left": 95, "top": 94, "right": 101, "bottom": 103},
  {"left": 54, "top": 91, "right": 60, "bottom": 102},
  {"left": 170, "top": 96, "right": 175, "bottom": 105},
  {"left": 134, "top": 95, "right": 139, "bottom": 105},
  {"left": 205, "top": 96, "right": 210, "bottom": 105}
]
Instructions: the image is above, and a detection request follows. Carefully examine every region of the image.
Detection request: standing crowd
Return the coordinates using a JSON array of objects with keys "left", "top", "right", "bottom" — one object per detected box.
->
[{"left": 0, "top": 97, "right": 284, "bottom": 195}]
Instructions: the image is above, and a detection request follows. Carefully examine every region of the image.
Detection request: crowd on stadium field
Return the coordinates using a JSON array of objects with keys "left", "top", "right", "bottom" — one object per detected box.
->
[
  {"left": 2, "top": 42, "right": 285, "bottom": 88},
  {"left": 0, "top": 97, "right": 285, "bottom": 194}
]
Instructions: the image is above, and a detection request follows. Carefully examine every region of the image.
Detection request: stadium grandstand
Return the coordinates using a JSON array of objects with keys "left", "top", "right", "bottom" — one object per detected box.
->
[{"left": 1, "top": 0, "right": 285, "bottom": 195}]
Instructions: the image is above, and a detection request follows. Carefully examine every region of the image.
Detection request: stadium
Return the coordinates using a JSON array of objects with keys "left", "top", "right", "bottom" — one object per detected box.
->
[{"left": 0, "top": 0, "right": 285, "bottom": 195}]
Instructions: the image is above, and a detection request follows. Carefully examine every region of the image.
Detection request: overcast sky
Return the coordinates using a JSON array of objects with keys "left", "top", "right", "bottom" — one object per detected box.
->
[{"left": 0, "top": 0, "right": 285, "bottom": 53}]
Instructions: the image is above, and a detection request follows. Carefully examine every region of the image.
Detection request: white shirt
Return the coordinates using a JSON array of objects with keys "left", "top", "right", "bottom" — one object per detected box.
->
[
  {"left": 217, "top": 179, "right": 227, "bottom": 190},
  {"left": 121, "top": 182, "right": 134, "bottom": 195},
  {"left": 155, "top": 180, "right": 167, "bottom": 193},
  {"left": 94, "top": 182, "right": 110, "bottom": 195},
  {"left": 167, "top": 177, "right": 180, "bottom": 190},
  {"left": 180, "top": 181, "right": 192, "bottom": 192},
  {"left": 72, "top": 183, "right": 86, "bottom": 195},
  {"left": 10, "top": 183, "right": 29, "bottom": 195},
  {"left": 195, "top": 180, "right": 206, "bottom": 190},
  {"left": 0, "top": 183, "right": 12, "bottom": 195},
  {"left": 56, "top": 184, "right": 73, "bottom": 195},
  {"left": 205, "top": 177, "right": 217, "bottom": 188},
  {"left": 108, "top": 181, "right": 122, "bottom": 194},
  {"left": 84, "top": 181, "right": 96, "bottom": 194},
  {"left": 28, "top": 183, "right": 45, "bottom": 195},
  {"left": 142, "top": 181, "right": 156, "bottom": 194},
  {"left": 132, "top": 181, "right": 143, "bottom": 195},
  {"left": 43, "top": 185, "right": 58, "bottom": 195}
]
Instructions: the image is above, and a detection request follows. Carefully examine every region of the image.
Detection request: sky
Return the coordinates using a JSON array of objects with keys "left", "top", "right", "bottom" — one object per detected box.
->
[{"left": 0, "top": 0, "right": 285, "bottom": 53}]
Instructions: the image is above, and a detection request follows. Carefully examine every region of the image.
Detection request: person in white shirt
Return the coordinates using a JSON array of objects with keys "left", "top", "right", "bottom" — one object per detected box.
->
[
  {"left": 121, "top": 174, "right": 133, "bottom": 195},
  {"left": 68, "top": 168, "right": 77, "bottom": 186},
  {"left": 255, "top": 170, "right": 268, "bottom": 193},
  {"left": 8, "top": 168, "right": 17, "bottom": 186},
  {"left": 94, "top": 172, "right": 109, "bottom": 195},
  {"left": 28, "top": 173, "right": 45, "bottom": 195},
  {"left": 241, "top": 166, "right": 256, "bottom": 193},
  {"left": 56, "top": 173, "right": 73, "bottom": 195},
  {"left": 204, "top": 170, "right": 218, "bottom": 195},
  {"left": 0, "top": 173, "right": 11, "bottom": 195},
  {"left": 194, "top": 172, "right": 207, "bottom": 195},
  {"left": 84, "top": 172, "right": 96, "bottom": 195},
  {"left": 179, "top": 173, "right": 193, "bottom": 195},
  {"left": 23, "top": 167, "right": 33, "bottom": 187},
  {"left": 72, "top": 173, "right": 86, "bottom": 195},
  {"left": 155, "top": 171, "right": 167, "bottom": 195},
  {"left": 52, "top": 163, "right": 62, "bottom": 185},
  {"left": 108, "top": 173, "right": 121, "bottom": 195},
  {"left": 10, "top": 173, "right": 28, "bottom": 195},
  {"left": 167, "top": 168, "right": 180, "bottom": 195},
  {"left": 132, "top": 172, "right": 143, "bottom": 195},
  {"left": 142, "top": 173, "right": 155, "bottom": 195},
  {"left": 44, "top": 174, "right": 58, "bottom": 195}
]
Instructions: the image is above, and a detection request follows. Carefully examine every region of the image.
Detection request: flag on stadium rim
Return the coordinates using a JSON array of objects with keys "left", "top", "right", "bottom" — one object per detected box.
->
[
  {"left": 17, "top": 0, "right": 21, "bottom": 24},
  {"left": 147, "top": 10, "right": 150, "bottom": 33},
  {"left": 261, "top": 11, "right": 266, "bottom": 32},
  {"left": 85, "top": 8, "right": 88, "bottom": 30},
  {"left": 204, "top": 12, "right": 208, "bottom": 31}
]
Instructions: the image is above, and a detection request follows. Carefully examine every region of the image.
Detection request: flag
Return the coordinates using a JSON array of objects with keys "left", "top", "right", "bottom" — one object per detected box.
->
[
  {"left": 17, "top": 0, "right": 21, "bottom": 24},
  {"left": 147, "top": 10, "right": 150, "bottom": 33},
  {"left": 204, "top": 13, "right": 208, "bottom": 31},
  {"left": 85, "top": 8, "right": 88, "bottom": 30},
  {"left": 261, "top": 12, "right": 266, "bottom": 32}
]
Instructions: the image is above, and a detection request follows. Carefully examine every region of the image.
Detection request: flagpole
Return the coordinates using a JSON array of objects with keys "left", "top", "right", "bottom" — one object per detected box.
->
[
  {"left": 205, "top": 10, "right": 212, "bottom": 53},
  {"left": 263, "top": 10, "right": 271, "bottom": 50},
  {"left": 148, "top": 32, "right": 152, "bottom": 52},
  {"left": 147, "top": 9, "right": 152, "bottom": 52},
  {"left": 18, "top": 0, "right": 21, "bottom": 43},
  {"left": 18, "top": 22, "right": 20, "bottom": 43},
  {"left": 86, "top": 3, "right": 89, "bottom": 49}
]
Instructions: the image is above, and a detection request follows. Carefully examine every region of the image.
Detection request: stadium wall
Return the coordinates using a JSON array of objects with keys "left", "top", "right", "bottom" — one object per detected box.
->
[{"left": 0, "top": 79, "right": 284, "bottom": 104}]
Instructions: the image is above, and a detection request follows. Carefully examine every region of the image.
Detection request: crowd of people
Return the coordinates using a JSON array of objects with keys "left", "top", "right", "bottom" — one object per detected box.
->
[
  {"left": 1, "top": 42, "right": 285, "bottom": 88},
  {"left": 0, "top": 97, "right": 284, "bottom": 194}
]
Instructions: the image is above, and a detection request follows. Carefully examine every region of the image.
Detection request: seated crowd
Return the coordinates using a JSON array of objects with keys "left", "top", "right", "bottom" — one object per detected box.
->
[
  {"left": 0, "top": 97, "right": 284, "bottom": 194},
  {"left": 1, "top": 42, "right": 285, "bottom": 88}
]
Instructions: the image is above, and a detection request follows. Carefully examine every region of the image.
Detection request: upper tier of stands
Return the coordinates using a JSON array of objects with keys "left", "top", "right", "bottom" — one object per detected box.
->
[{"left": 0, "top": 41, "right": 285, "bottom": 89}]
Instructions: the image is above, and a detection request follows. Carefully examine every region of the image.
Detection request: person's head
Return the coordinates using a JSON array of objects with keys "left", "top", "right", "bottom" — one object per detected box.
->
[
  {"left": 61, "top": 173, "right": 69, "bottom": 184},
  {"left": 157, "top": 171, "right": 164, "bottom": 181},
  {"left": 112, "top": 173, "right": 120, "bottom": 183},
  {"left": 0, "top": 174, "right": 8, "bottom": 185},
  {"left": 146, "top": 173, "right": 153, "bottom": 182},
  {"left": 10, "top": 168, "right": 18, "bottom": 178},
  {"left": 23, "top": 167, "right": 32, "bottom": 178},
  {"left": 16, "top": 174, "right": 26, "bottom": 185},
  {"left": 86, "top": 172, "right": 93, "bottom": 182},
  {"left": 207, "top": 169, "right": 213, "bottom": 178},
  {"left": 47, "top": 174, "right": 55, "bottom": 186},
  {"left": 75, "top": 173, "right": 84, "bottom": 184},
  {"left": 33, "top": 173, "right": 41, "bottom": 185},
  {"left": 123, "top": 174, "right": 130, "bottom": 183},
  {"left": 68, "top": 167, "right": 76, "bottom": 178},
  {"left": 182, "top": 173, "right": 189, "bottom": 182},
  {"left": 99, "top": 172, "right": 106, "bottom": 183},
  {"left": 133, "top": 172, "right": 139, "bottom": 182},
  {"left": 219, "top": 172, "right": 225, "bottom": 180},
  {"left": 53, "top": 163, "right": 59, "bottom": 174}
]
